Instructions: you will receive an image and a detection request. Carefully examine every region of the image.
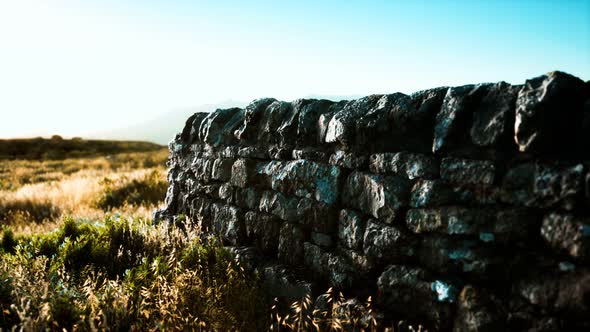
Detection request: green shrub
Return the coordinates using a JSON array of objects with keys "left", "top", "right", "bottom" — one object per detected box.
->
[
  {"left": 0, "top": 200, "right": 61, "bottom": 224},
  {"left": 1, "top": 227, "right": 17, "bottom": 254},
  {"left": 0, "top": 216, "right": 268, "bottom": 331}
]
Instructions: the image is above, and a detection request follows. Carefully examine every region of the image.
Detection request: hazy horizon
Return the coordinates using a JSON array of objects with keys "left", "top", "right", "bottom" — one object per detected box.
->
[{"left": 1, "top": 0, "right": 589, "bottom": 140}]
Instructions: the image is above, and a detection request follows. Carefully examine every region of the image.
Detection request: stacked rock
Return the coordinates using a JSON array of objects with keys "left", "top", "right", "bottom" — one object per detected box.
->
[{"left": 156, "top": 71, "right": 590, "bottom": 331}]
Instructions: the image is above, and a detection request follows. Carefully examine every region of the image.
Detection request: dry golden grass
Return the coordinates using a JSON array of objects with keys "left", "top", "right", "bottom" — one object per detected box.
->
[
  {"left": 0, "top": 149, "right": 168, "bottom": 191},
  {"left": 0, "top": 217, "right": 268, "bottom": 331},
  {"left": 0, "top": 149, "right": 169, "bottom": 234}
]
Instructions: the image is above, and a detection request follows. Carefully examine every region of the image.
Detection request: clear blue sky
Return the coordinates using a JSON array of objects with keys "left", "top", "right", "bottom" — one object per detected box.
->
[{"left": 1, "top": 0, "right": 589, "bottom": 138}]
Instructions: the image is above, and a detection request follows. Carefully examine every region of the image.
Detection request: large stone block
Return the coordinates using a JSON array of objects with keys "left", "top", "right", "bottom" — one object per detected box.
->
[
  {"left": 257, "top": 160, "right": 342, "bottom": 205},
  {"left": 268, "top": 146, "right": 292, "bottom": 160},
  {"left": 541, "top": 213, "right": 590, "bottom": 262},
  {"left": 244, "top": 211, "right": 282, "bottom": 254},
  {"left": 258, "top": 101, "right": 295, "bottom": 146},
  {"left": 199, "top": 107, "right": 244, "bottom": 147},
  {"left": 406, "top": 207, "right": 494, "bottom": 235},
  {"left": 191, "top": 157, "right": 215, "bottom": 183},
  {"left": 327, "top": 253, "right": 357, "bottom": 289},
  {"left": 452, "top": 286, "right": 506, "bottom": 332},
  {"left": 196, "top": 183, "right": 221, "bottom": 200},
  {"left": 277, "top": 223, "right": 306, "bottom": 266},
  {"left": 235, "top": 187, "right": 260, "bottom": 210},
  {"left": 338, "top": 209, "right": 366, "bottom": 250},
  {"left": 220, "top": 145, "right": 239, "bottom": 159},
  {"left": 502, "top": 162, "right": 585, "bottom": 210},
  {"left": 433, "top": 84, "right": 487, "bottom": 153},
  {"left": 516, "top": 271, "right": 590, "bottom": 318},
  {"left": 441, "top": 157, "right": 496, "bottom": 185},
  {"left": 297, "top": 198, "right": 338, "bottom": 233},
  {"left": 304, "top": 242, "right": 330, "bottom": 280},
  {"left": 452, "top": 183, "right": 501, "bottom": 206},
  {"left": 210, "top": 203, "right": 246, "bottom": 246},
  {"left": 534, "top": 163, "right": 585, "bottom": 210},
  {"left": 342, "top": 172, "right": 411, "bottom": 223},
  {"left": 187, "top": 196, "right": 213, "bottom": 227},
  {"left": 369, "top": 152, "right": 439, "bottom": 179},
  {"left": 230, "top": 158, "right": 263, "bottom": 188},
  {"left": 356, "top": 91, "right": 446, "bottom": 154},
  {"left": 234, "top": 98, "right": 277, "bottom": 144},
  {"left": 363, "top": 220, "right": 415, "bottom": 261},
  {"left": 329, "top": 150, "right": 368, "bottom": 169},
  {"left": 237, "top": 146, "right": 268, "bottom": 159},
  {"left": 407, "top": 206, "right": 538, "bottom": 243},
  {"left": 377, "top": 265, "right": 458, "bottom": 330},
  {"left": 418, "top": 236, "right": 504, "bottom": 278},
  {"left": 470, "top": 81, "right": 520, "bottom": 147},
  {"left": 177, "top": 112, "right": 209, "bottom": 146},
  {"left": 260, "top": 264, "right": 314, "bottom": 304},
  {"left": 292, "top": 99, "right": 340, "bottom": 146},
  {"left": 161, "top": 181, "right": 180, "bottom": 216},
  {"left": 336, "top": 246, "right": 374, "bottom": 274},
  {"left": 325, "top": 95, "right": 382, "bottom": 148},
  {"left": 258, "top": 190, "right": 299, "bottom": 222},
  {"left": 515, "top": 71, "right": 587, "bottom": 154},
  {"left": 310, "top": 232, "right": 333, "bottom": 248},
  {"left": 291, "top": 148, "right": 329, "bottom": 162},
  {"left": 217, "top": 183, "right": 235, "bottom": 203},
  {"left": 211, "top": 158, "right": 234, "bottom": 181},
  {"left": 410, "top": 179, "right": 455, "bottom": 208}
]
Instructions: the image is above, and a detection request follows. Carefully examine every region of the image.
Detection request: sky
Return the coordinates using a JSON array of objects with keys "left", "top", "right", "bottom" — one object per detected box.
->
[{"left": 0, "top": 0, "right": 589, "bottom": 138}]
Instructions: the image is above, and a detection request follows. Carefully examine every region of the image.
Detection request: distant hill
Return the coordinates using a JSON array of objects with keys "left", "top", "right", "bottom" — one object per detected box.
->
[
  {"left": 90, "top": 101, "right": 247, "bottom": 145},
  {"left": 0, "top": 136, "right": 164, "bottom": 160},
  {"left": 90, "top": 96, "right": 360, "bottom": 145}
]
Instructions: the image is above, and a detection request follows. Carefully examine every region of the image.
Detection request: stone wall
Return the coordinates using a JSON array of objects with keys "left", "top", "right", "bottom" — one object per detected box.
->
[{"left": 157, "top": 71, "right": 590, "bottom": 331}]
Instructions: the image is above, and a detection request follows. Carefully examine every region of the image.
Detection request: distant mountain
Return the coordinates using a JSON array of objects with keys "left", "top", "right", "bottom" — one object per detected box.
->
[
  {"left": 303, "top": 94, "right": 362, "bottom": 102},
  {"left": 90, "top": 101, "right": 247, "bottom": 145},
  {"left": 0, "top": 137, "right": 163, "bottom": 160},
  {"left": 90, "top": 95, "right": 360, "bottom": 145}
]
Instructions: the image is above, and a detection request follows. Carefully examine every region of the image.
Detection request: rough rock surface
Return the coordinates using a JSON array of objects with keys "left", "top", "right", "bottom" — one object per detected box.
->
[
  {"left": 369, "top": 152, "right": 439, "bottom": 179},
  {"left": 342, "top": 172, "right": 411, "bottom": 223},
  {"left": 541, "top": 213, "right": 590, "bottom": 262},
  {"left": 514, "top": 71, "right": 587, "bottom": 155},
  {"left": 158, "top": 71, "right": 590, "bottom": 331}
]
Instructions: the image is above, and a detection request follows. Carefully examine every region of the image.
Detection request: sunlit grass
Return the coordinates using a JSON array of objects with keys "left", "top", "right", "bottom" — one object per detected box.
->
[
  {"left": 0, "top": 150, "right": 169, "bottom": 233},
  {"left": 0, "top": 216, "right": 268, "bottom": 331},
  {"left": 0, "top": 149, "right": 168, "bottom": 191}
]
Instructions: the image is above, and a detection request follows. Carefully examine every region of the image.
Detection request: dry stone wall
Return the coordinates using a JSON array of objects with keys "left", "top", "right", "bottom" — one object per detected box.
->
[{"left": 157, "top": 71, "right": 590, "bottom": 331}]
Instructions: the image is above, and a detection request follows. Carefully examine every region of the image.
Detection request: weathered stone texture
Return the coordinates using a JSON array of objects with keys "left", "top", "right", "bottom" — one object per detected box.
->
[
  {"left": 369, "top": 152, "right": 439, "bottom": 179},
  {"left": 541, "top": 213, "right": 590, "bottom": 262},
  {"left": 342, "top": 172, "right": 411, "bottom": 223},
  {"left": 363, "top": 220, "right": 415, "bottom": 262},
  {"left": 338, "top": 209, "right": 366, "bottom": 250},
  {"left": 158, "top": 71, "right": 590, "bottom": 331},
  {"left": 441, "top": 157, "right": 495, "bottom": 185},
  {"left": 257, "top": 159, "right": 342, "bottom": 204},
  {"left": 515, "top": 71, "right": 587, "bottom": 155}
]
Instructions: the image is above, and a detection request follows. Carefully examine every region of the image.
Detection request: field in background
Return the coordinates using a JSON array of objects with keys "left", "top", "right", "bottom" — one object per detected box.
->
[
  {"left": 0, "top": 136, "right": 163, "bottom": 161},
  {"left": 0, "top": 139, "right": 169, "bottom": 234}
]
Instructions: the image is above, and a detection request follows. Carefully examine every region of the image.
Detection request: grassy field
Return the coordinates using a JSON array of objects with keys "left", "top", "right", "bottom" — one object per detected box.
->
[
  {"left": 0, "top": 140, "right": 273, "bottom": 330},
  {"left": 0, "top": 137, "right": 163, "bottom": 161},
  {"left": 0, "top": 148, "right": 169, "bottom": 234},
  {"left": 0, "top": 138, "right": 396, "bottom": 331}
]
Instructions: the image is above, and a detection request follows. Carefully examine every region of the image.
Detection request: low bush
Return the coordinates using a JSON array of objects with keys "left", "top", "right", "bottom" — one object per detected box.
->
[
  {"left": 0, "top": 200, "right": 61, "bottom": 223},
  {"left": 95, "top": 169, "right": 168, "bottom": 210},
  {"left": 0, "top": 216, "right": 268, "bottom": 331}
]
